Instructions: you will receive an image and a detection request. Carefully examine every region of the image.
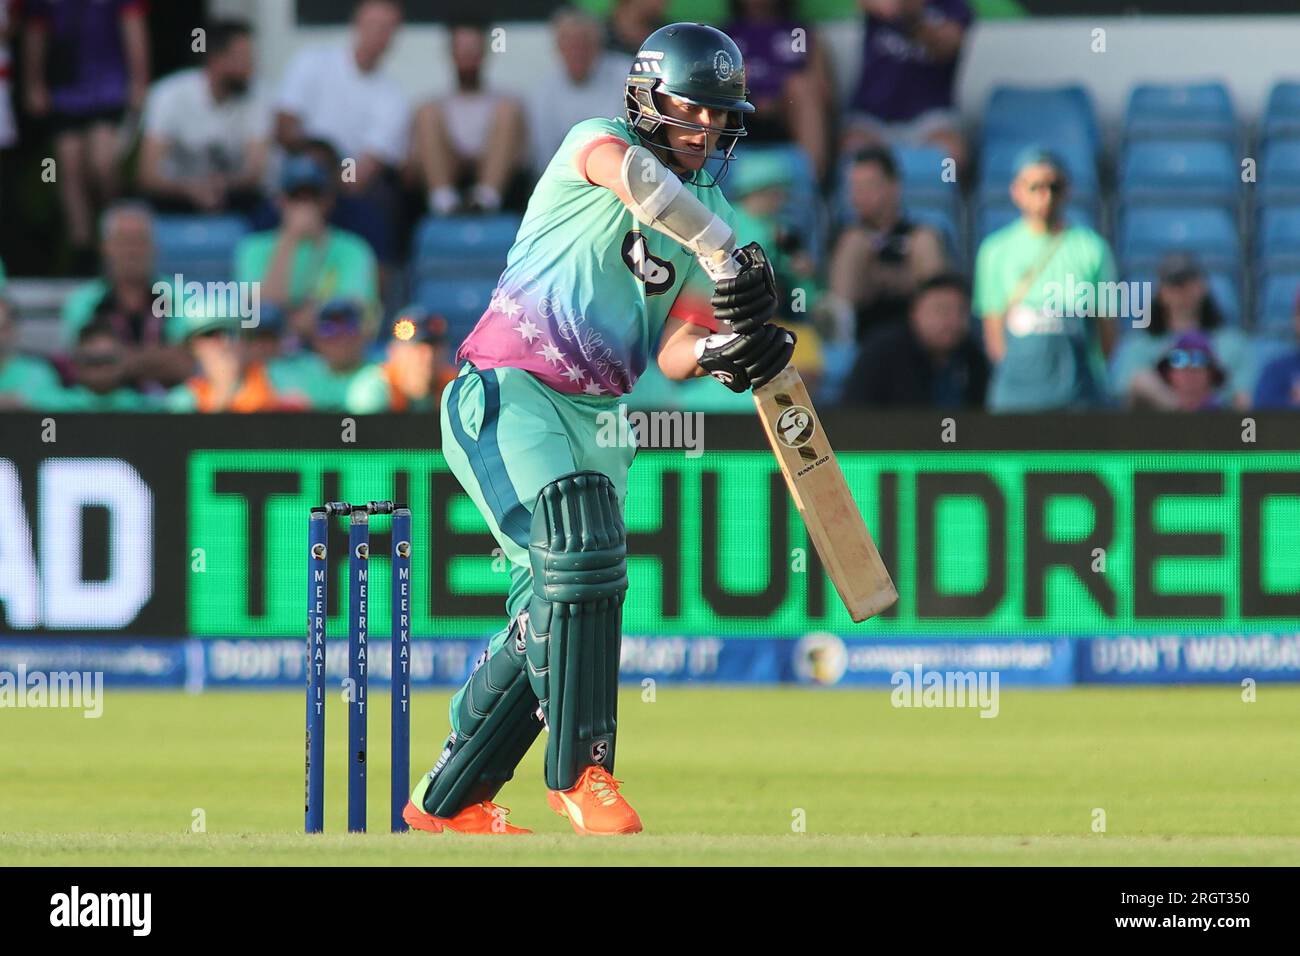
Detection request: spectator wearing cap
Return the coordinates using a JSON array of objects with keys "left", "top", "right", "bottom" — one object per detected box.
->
[
  {"left": 138, "top": 19, "right": 271, "bottom": 217},
  {"left": 730, "top": 152, "right": 826, "bottom": 389},
  {"left": 1112, "top": 252, "right": 1254, "bottom": 411},
  {"left": 275, "top": 0, "right": 408, "bottom": 261},
  {"left": 383, "top": 306, "right": 457, "bottom": 412},
  {"left": 840, "top": 272, "right": 987, "bottom": 408},
  {"left": 165, "top": 307, "right": 305, "bottom": 413},
  {"left": 1252, "top": 292, "right": 1300, "bottom": 410},
  {"left": 974, "top": 147, "right": 1117, "bottom": 412},
  {"left": 0, "top": 295, "right": 63, "bottom": 410},
  {"left": 45, "top": 321, "right": 160, "bottom": 411},
  {"left": 1153, "top": 332, "right": 1226, "bottom": 412},
  {"left": 724, "top": 0, "right": 835, "bottom": 183},
  {"left": 23, "top": 0, "right": 150, "bottom": 270},
  {"left": 827, "top": 146, "right": 947, "bottom": 344},
  {"left": 411, "top": 21, "right": 528, "bottom": 216},
  {"left": 304, "top": 297, "right": 392, "bottom": 413},
  {"left": 525, "top": 7, "right": 629, "bottom": 172},
  {"left": 841, "top": 0, "right": 970, "bottom": 173},
  {"left": 60, "top": 202, "right": 193, "bottom": 391},
  {"left": 234, "top": 151, "right": 378, "bottom": 342}
]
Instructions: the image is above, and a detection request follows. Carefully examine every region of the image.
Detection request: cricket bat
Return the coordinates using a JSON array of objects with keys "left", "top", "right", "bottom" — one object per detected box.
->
[{"left": 753, "top": 366, "right": 898, "bottom": 622}]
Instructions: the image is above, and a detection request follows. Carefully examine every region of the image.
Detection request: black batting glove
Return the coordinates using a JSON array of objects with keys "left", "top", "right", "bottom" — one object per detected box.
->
[
  {"left": 694, "top": 324, "right": 797, "bottom": 393},
  {"left": 710, "top": 241, "right": 779, "bottom": 334}
]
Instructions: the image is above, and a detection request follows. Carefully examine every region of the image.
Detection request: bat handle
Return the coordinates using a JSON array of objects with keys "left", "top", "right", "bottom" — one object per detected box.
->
[{"left": 699, "top": 247, "right": 743, "bottom": 282}]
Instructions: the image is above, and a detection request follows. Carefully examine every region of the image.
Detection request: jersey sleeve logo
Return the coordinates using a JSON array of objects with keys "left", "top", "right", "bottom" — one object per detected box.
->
[{"left": 621, "top": 231, "right": 676, "bottom": 296}]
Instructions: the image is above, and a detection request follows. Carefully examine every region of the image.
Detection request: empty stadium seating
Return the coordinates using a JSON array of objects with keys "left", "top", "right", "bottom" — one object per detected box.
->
[
  {"left": 1123, "top": 81, "right": 1237, "bottom": 143},
  {"left": 154, "top": 215, "right": 251, "bottom": 286},
  {"left": 1119, "top": 139, "right": 1240, "bottom": 206}
]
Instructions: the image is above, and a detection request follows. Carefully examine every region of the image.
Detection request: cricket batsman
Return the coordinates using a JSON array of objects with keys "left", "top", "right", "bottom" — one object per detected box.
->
[{"left": 403, "top": 22, "right": 795, "bottom": 835}]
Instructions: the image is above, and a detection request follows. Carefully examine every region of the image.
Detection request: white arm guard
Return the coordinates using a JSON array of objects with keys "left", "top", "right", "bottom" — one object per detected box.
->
[{"left": 620, "top": 144, "right": 740, "bottom": 279}]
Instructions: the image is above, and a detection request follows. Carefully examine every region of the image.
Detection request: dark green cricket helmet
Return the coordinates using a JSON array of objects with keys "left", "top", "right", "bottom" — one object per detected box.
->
[{"left": 625, "top": 22, "right": 754, "bottom": 186}]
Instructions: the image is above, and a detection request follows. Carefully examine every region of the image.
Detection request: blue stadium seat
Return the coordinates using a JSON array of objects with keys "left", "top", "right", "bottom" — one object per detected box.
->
[
  {"left": 1256, "top": 205, "right": 1300, "bottom": 269},
  {"left": 1259, "top": 138, "right": 1300, "bottom": 202},
  {"left": 412, "top": 276, "right": 496, "bottom": 345},
  {"left": 1118, "top": 206, "right": 1240, "bottom": 267},
  {"left": 1124, "top": 82, "right": 1236, "bottom": 142},
  {"left": 982, "top": 85, "right": 1102, "bottom": 158},
  {"left": 410, "top": 214, "right": 521, "bottom": 279},
  {"left": 1256, "top": 271, "right": 1300, "bottom": 337},
  {"left": 154, "top": 215, "right": 250, "bottom": 285},
  {"left": 1262, "top": 81, "right": 1300, "bottom": 142},
  {"left": 1119, "top": 140, "right": 1239, "bottom": 205},
  {"left": 977, "top": 135, "right": 1098, "bottom": 204},
  {"left": 892, "top": 145, "right": 958, "bottom": 204}
]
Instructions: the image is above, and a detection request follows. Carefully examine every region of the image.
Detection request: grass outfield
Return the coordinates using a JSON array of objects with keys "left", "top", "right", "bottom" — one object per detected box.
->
[{"left": 3, "top": 685, "right": 1299, "bottom": 865}]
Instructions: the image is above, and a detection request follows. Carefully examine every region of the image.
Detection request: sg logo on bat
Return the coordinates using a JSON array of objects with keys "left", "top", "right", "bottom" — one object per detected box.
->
[{"left": 775, "top": 405, "right": 815, "bottom": 448}]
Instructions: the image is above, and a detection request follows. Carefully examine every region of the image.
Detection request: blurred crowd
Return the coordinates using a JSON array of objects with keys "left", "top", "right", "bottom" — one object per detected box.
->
[{"left": 1, "top": 0, "right": 1298, "bottom": 414}]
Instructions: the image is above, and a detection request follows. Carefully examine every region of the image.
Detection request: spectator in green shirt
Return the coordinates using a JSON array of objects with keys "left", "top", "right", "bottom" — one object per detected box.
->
[
  {"left": 45, "top": 321, "right": 161, "bottom": 411},
  {"left": 974, "top": 147, "right": 1117, "bottom": 412},
  {"left": 307, "top": 297, "right": 391, "bottom": 413},
  {"left": 0, "top": 295, "right": 63, "bottom": 410},
  {"left": 234, "top": 151, "right": 378, "bottom": 343},
  {"left": 245, "top": 302, "right": 326, "bottom": 408}
]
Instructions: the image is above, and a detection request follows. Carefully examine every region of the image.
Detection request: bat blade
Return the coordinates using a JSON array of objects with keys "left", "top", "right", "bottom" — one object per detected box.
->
[{"left": 753, "top": 367, "right": 898, "bottom": 622}]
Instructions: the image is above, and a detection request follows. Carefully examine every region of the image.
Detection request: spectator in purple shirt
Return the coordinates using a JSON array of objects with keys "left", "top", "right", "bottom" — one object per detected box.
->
[
  {"left": 724, "top": 0, "right": 835, "bottom": 183},
  {"left": 842, "top": 0, "right": 971, "bottom": 174},
  {"left": 1252, "top": 293, "right": 1300, "bottom": 410},
  {"left": 23, "top": 0, "right": 150, "bottom": 271}
]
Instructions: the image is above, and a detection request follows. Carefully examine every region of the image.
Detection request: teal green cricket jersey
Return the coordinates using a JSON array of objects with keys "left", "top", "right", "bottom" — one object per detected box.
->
[{"left": 457, "top": 117, "right": 738, "bottom": 397}]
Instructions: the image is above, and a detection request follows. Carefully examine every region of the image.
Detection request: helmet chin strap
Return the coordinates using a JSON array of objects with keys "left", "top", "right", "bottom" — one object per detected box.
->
[{"left": 644, "top": 132, "right": 735, "bottom": 188}]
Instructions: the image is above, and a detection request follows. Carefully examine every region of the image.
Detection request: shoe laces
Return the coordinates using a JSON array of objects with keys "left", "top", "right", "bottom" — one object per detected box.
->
[{"left": 585, "top": 767, "right": 624, "bottom": 808}]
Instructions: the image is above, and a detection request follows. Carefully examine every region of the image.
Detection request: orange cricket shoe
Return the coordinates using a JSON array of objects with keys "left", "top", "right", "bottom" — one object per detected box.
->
[
  {"left": 402, "top": 799, "right": 531, "bottom": 835},
  {"left": 547, "top": 766, "right": 643, "bottom": 835}
]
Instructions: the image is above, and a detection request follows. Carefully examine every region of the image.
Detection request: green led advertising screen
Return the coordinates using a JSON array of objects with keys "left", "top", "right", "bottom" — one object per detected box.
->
[{"left": 187, "top": 448, "right": 1300, "bottom": 638}]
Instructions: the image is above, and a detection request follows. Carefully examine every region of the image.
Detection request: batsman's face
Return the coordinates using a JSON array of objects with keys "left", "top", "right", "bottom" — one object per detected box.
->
[{"left": 660, "top": 96, "right": 733, "bottom": 173}]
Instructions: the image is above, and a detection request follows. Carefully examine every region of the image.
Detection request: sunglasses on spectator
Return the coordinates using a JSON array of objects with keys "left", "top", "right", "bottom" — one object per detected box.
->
[
  {"left": 1025, "top": 179, "right": 1065, "bottom": 194},
  {"left": 1167, "top": 349, "right": 1211, "bottom": 369}
]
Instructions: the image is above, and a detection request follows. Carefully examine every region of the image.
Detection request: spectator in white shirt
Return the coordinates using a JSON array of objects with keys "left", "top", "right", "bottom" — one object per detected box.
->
[
  {"left": 138, "top": 19, "right": 270, "bottom": 216},
  {"left": 275, "top": 0, "right": 408, "bottom": 262},
  {"left": 526, "top": 7, "right": 629, "bottom": 170},
  {"left": 411, "top": 21, "right": 527, "bottom": 216}
]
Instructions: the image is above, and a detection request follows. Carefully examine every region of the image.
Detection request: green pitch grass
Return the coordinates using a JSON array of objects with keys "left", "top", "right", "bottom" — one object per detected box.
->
[{"left": 3, "top": 685, "right": 1299, "bottom": 865}]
